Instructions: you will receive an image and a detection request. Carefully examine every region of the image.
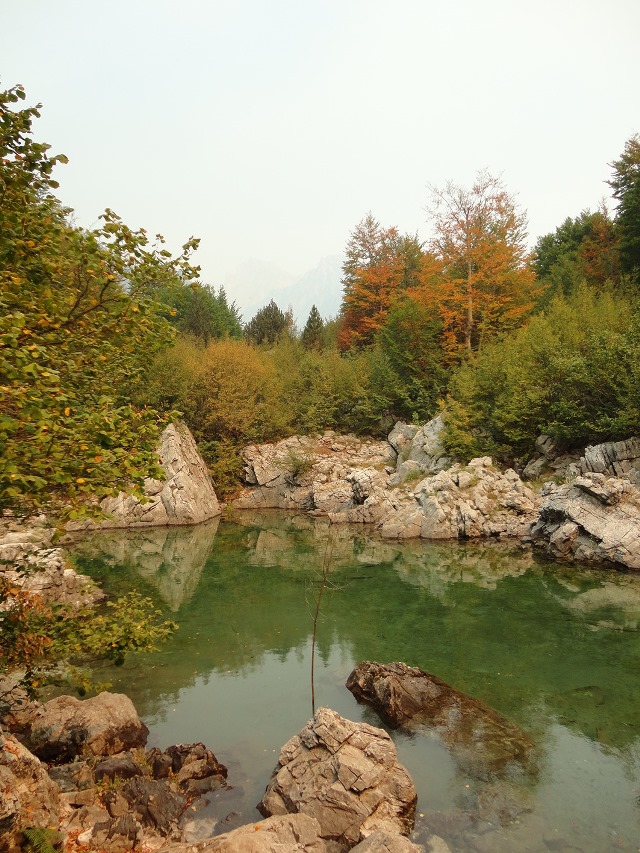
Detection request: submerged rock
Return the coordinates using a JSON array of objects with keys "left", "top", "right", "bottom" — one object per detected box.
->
[
  {"left": 346, "top": 662, "right": 537, "bottom": 782},
  {"left": 258, "top": 707, "right": 417, "bottom": 852},
  {"left": 531, "top": 473, "right": 640, "bottom": 570}
]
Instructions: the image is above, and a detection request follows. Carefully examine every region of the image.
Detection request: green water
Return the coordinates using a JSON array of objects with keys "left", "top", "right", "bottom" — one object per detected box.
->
[{"left": 68, "top": 511, "right": 640, "bottom": 852}]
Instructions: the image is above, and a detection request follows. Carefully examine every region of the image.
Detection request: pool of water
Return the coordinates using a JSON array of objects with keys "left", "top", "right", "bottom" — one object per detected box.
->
[{"left": 68, "top": 511, "right": 640, "bottom": 852}]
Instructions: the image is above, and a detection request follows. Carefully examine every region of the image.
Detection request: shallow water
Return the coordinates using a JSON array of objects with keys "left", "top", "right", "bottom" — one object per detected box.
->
[{"left": 68, "top": 511, "right": 640, "bottom": 852}]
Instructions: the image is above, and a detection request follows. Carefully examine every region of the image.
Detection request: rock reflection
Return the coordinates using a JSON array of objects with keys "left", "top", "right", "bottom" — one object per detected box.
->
[{"left": 68, "top": 518, "right": 220, "bottom": 610}]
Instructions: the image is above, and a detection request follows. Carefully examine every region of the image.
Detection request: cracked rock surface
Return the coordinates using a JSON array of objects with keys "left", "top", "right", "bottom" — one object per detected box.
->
[{"left": 258, "top": 708, "right": 417, "bottom": 853}]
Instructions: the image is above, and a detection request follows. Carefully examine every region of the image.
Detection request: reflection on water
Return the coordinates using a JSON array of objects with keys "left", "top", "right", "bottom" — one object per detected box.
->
[{"left": 70, "top": 511, "right": 640, "bottom": 852}]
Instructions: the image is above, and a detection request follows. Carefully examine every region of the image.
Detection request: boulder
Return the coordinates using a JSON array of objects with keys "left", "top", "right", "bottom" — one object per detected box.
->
[
  {"left": 27, "top": 692, "right": 148, "bottom": 762},
  {"left": 346, "top": 662, "right": 537, "bottom": 782},
  {"left": 0, "top": 731, "right": 61, "bottom": 853},
  {"left": 162, "top": 813, "right": 331, "bottom": 852},
  {"left": 258, "top": 707, "right": 416, "bottom": 852},
  {"left": 531, "top": 473, "right": 640, "bottom": 569},
  {"left": 66, "top": 422, "right": 221, "bottom": 529}
]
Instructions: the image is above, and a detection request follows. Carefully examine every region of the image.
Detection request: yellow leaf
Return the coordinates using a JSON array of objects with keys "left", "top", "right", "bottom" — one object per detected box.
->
[
  {"left": 76, "top": 477, "right": 86, "bottom": 484},
  {"left": 64, "top": 407, "right": 71, "bottom": 417},
  {"left": 94, "top": 455, "right": 103, "bottom": 463}
]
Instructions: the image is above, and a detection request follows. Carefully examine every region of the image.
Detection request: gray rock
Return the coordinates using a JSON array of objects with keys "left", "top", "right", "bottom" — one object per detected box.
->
[
  {"left": 67, "top": 422, "right": 221, "bottom": 530},
  {"left": 388, "top": 422, "right": 419, "bottom": 456},
  {"left": 0, "top": 731, "right": 61, "bottom": 853},
  {"left": 531, "top": 473, "right": 640, "bottom": 569},
  {"left": 28, "top": 692, "right": 148, "bottom": 762},
  {"left": 258, "top": 707, "right": 416, "bottom": 852},
  {"left": 346, "top": 661, "right": 537, "bottom": 782}
]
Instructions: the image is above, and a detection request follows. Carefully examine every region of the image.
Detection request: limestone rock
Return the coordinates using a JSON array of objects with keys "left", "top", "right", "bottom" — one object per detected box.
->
[
  {"left": 346, "top": 662, "right": 537, "bottom": 782},
  {"left": 0, "top": 731, "right": 60, "bottom": 853},
  {"left": 531, "top": 473, "right": 640, "bottom": 569},
  {"left": 258, "top": 707, "right": 416, "bottom": 852},
  {"left": 234, "top": 428, "right": 538, "bottom": 543},
  {"left": 67, "top": 422, "right": 221, "bottom": 530},
  {"left": 28, "top": 692, "right": 148, "bottom": 762},
  {"left": 162, "top": 813, "right": 331, "bottom": 852}
]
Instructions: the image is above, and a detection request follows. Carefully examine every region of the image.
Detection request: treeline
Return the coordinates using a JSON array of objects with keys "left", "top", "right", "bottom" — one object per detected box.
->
[{"left": 2, "top": 81, "right": 639, "bottom": 513}]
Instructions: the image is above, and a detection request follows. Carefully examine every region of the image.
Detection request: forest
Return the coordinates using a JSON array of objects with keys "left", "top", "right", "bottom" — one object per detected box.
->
[{"left": 2, "top": 81, "right": 640, "bottom": 512}]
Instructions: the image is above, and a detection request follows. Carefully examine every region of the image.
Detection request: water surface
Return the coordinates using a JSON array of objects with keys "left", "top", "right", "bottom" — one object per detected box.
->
[{"left": 69, "top": 512, "right": 640, "bottom": 852}]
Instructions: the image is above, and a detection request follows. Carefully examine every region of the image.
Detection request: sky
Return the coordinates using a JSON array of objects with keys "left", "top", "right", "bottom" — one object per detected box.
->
[{"left": 2, "top": 0, "right": 639, "bottom": 316}]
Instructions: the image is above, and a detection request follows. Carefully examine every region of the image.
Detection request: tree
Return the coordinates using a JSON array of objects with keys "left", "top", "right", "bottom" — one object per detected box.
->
[
  {"left": 608, "top": 134, "right": 640, "bottom": 277},
  {"left": 339, "top": 214, "right": 427, "bottom": 350},
  {"left": 160, "top": 282, "right": 242, "bottom": 344},
  {"left": 301, "top": 305, "right": 325, "bottom": 350},
  {"left": 244, "top": 299, "right": 291, "bottom": 345},
  {"left": 534, "top": 208, "right": 619, "bottom": 302},
  {"left": 427, "top": 170, "right": 538, "bottom": 355},
  {"left": 0, "top": 84, "right": 200, "bottom": 516}
]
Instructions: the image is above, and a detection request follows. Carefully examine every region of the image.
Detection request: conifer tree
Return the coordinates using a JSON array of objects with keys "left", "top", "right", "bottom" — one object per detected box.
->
[{"left": 301, "top": 305, "right": 324, "bottom": 350}]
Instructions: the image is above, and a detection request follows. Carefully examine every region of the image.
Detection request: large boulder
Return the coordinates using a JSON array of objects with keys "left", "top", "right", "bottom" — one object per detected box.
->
[
  {"left": 27, "top": 692, "right": 148, "bottom": 763},
  {"left": 530, "top": 473, "right": 640, "bottom": 569},
  {"left": 258, "top": 707, "right": 417, "bottom": 852},
  {"left": 0, "top": 731, "right": 61, "bottom": 853},
  {"left": 389, "top": 415, "right": 451, "bottom": 487},
  {"left": 346, "top": 662, "right": 537, "bottom": 782},
  {"left": 67, "top": 422, "right": 221, "bottom": 530}
]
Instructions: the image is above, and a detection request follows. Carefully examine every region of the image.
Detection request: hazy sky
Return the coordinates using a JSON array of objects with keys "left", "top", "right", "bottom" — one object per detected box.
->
[{"left": 2, "top": 0, "right": 639, "bottom": 306}]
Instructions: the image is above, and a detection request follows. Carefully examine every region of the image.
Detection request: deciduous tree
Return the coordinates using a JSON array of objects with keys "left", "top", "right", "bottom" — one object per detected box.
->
[{"left": 427, "top": 170, "right": 538, "bottom": 355}]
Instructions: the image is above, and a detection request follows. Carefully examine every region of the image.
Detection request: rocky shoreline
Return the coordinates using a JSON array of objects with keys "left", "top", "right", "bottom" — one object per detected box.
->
[
  {"left": 3, "top": 419, "right": 640, "bottom": 851},
  {"left": 233, "top": 417, "right": 640, "bottom": 572}
]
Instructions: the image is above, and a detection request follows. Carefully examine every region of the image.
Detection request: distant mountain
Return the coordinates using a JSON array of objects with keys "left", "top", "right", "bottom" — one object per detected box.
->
[
  {"left": 277, "top": 255, "right": 343, "bottom": 328},
  {"left": 224, "top": 255, "right": 343, "bottom": 328}
]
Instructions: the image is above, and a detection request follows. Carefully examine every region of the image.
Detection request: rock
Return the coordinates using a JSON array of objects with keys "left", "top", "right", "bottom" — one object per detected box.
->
[
  {"left": 0, "top": 731, "right": 60, "bottom": 853},
  {"left": 66, "top": 422, "right": 221, "bottom": 529},
  {"left": 258, "top": 707, "right": 416, "bottom": 852},
  {"left": 162, "top": 813, "right": 331, "bottom": 852},
  {"left": 103, "top": 777, "right": 187, "bottom": 835},
  {"left": 89, "top": 812, "right": 140, "bottom": 852},
  {"left": 27, "top": 692, "right": 148, "bottom": 762},
  {"left": 351, "top": 830, "right": 425, "bottom": 851},
  {"left": 346, "top": 662, "right": 537, "bottom": 782},
  {"left": 164, "top": 742, "right": 228, "bottom": 795},
  {"left": 94, "top": 754, "right": 144, "bottom": 784},
  {"left": 579, "top": 437, "right": 640, "bottom": 483},
  {"left": 0, "top": 519, "right": 102, "bottom": 609},
  {"left": 388, "top": 423, "right": 419, "bottom": 456},
  {"left": 382, "top": 459, "right": 539, "bottom": 541},
  {"left": 531, "top": 473, "right": 640, "bottom": 569}
]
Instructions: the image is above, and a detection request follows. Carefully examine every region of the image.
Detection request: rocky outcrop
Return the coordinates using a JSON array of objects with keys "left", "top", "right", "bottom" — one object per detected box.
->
[
  {"left": 346, "top": 662, "right": 537, "bottom": 782},
  {"left": 258, "top": 707, "right": 417, "bottom": 852},
  {"left": 0, "top": 517, "right": 101, "bottom": 608},
  {"left": 0, "top": 731, "right": 61, "bottom": 853},
  {"left": 523, "top": 435, "right": 640, "bottom": 484},
  {"left": 530, "top": 473, "right": 640, "bottom": 570},
  {"left": 233, "top": 423, "right": 538, "bottom": 542},
  {"left": 67, "top": 422, "right": 221, "bottom": 530},
  {"left": 27, "top": 692, "right": 149, "bottom": 763}
]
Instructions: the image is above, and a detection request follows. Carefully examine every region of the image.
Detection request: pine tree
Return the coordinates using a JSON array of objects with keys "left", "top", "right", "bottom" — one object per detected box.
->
[{"left": 301, "top": 305, "right": 324, "bottom": 350}]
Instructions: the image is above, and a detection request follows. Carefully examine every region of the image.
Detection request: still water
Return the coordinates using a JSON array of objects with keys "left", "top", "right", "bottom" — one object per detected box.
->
[{"left": 68, "top": 511, "right": 640, "bottom": 852}]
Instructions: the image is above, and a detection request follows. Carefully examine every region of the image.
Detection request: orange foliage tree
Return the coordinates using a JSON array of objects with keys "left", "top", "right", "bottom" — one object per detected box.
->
[
  {"left": 426, "top": 170, "right": 539, "bottom": 357},
  {"left": 339, "top": 214, "right": 427, "bottom": 350}
]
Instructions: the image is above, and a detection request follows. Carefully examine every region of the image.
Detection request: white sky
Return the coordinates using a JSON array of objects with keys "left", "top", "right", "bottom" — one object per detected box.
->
[{"left": 2, "top": 0, "right": 639, "bottom": 302}]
